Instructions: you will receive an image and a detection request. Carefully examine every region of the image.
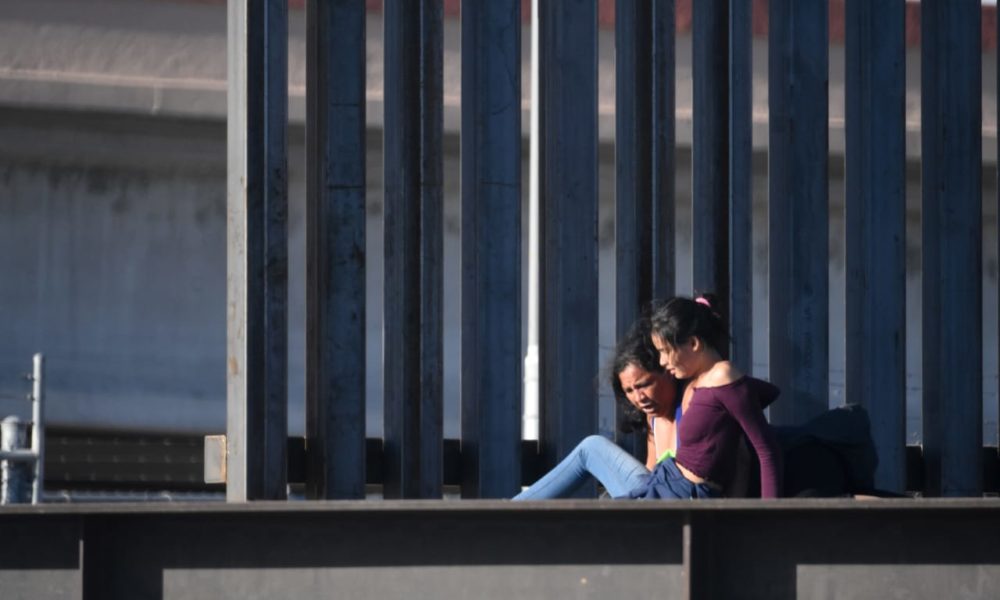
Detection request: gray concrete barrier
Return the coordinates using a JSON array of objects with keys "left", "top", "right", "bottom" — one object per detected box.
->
[{"left": 0, "top": 499, "right": 998, "bottom": 599}]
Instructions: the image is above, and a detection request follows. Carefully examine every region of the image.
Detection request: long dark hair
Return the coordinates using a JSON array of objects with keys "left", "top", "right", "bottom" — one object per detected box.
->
[
  {"left": 649, "top": 293, "right": 729, "bottom": 355},
  {"left": 609, "top": 314, "right": 665, "bottom": 434}
]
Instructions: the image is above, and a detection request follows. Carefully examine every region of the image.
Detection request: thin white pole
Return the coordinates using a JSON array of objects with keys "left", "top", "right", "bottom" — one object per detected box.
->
[
  {"left": 523, "top": 0, "right": 541, "bottom": 441},
  {"left": 30, "top": 353, "right": 44, "bottom": 504}
]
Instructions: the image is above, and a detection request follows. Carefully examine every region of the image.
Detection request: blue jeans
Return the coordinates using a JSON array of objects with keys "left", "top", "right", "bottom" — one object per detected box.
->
[
  {"left": 512, "top": 435, "right": 649, "bottom": 500},
  {"left": 626, "top": 456, "right": 722, "bottom": 499}
]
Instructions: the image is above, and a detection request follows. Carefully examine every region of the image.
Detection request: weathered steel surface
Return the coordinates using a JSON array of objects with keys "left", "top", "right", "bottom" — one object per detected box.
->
[
  {"left": 767, "top": 0, "right": 829, "bottom": 425},
  {"left": 539, "top": 0, "right": 599, "bottom": 494},
  {"left": 844, "top": 0, "right": 907, "bottom": 493},
  {"left": 2, "top": 501, "right": 999, "bottom": 600},
  {"left": 650, "top": 0, "right": 676, "bottom": 302},
  {"left": 459, "top": 0, "right": 522, "bottom": 499},
  {"left": 921, "top": 0, "right": 983, "bottom": 497},
  {"left": 692, "top": 0, "right": 730, "bottom": 325},
  {"left": 305, "top": 0, "right": 367, "bottom": 500},
  {"left": 687, "top": 501, "right": 1000, "bottom": 599},
  {"left": 383, "top": 0, "right": 444, "bottom": 499},
  {"left": 0, "top": 516, "right": 82, "bottom": 600},
  {"left": 614, "top": 0, "right": 653, "bottom": 456},
  {"left": 614, "top": 0, "right": 677, "bottom": 455},
  {"left": 226, "top": 0, "right": 288, "bottom": 501},
  {"left": 728, "top": 0, "right": 752, "bottom": 372},
  {"left": 615, "top": 0, "right": 653, "bottom": 341}
]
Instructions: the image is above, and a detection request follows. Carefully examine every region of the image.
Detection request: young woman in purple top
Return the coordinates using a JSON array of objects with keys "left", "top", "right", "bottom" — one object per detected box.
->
[
  {"left": 632, "top": 295, "right": 784, "bottom": 499},
  {"left": 513, "top": 295, "right": 783, "bottom": 500}
]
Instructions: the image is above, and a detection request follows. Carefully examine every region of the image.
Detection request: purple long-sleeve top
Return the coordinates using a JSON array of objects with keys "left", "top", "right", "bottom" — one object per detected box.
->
[{"left": 674, "top": 376, "right": 783, "bottom": 498}]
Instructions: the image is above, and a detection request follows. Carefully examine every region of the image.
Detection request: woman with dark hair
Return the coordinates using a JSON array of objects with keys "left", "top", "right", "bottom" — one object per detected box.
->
[
  {"left": 633, "top": 294, "right": 783, "bottom": 499},
  {"left": 610, "top": 313, "right": 684, "bottom": 469},
  {"left": 512, "top": 317, "right": 682, "bottom": 499}
]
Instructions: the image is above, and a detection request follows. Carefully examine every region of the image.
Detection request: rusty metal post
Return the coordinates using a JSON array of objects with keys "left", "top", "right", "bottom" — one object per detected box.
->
[
  {"left": 539, "top": 0, "right": 598, "bottom": 495},
  {"left": 460, "top": 0, "right": 522, "bottom": 498},
  {"left": 305, "top": 0, "right": 367, "bottom": 499},
  {"left": 383, "top": 0, "right": 444, "bottom": 499},
  {"left": 692, "top": 0, "right": 730, "bottom": 324},
  {"left": 920, "top": 0, "right": 982, "bottom": 497},
  {"left": 845, "top": 0, "right": 907, "bottom": 493},
  {"left": 768, "top": 0, "right": 829, "bottom": 425},
  {"left": 728, "top": 0, "right": 752, "bottom": 372},
  {"left": 226, "top": 0, "right": 289, "bottom": 501}
]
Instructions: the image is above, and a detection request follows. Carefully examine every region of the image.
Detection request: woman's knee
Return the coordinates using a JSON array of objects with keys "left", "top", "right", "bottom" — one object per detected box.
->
[{"left": 578, "top": 434, "right": 613, "bottom": 457}]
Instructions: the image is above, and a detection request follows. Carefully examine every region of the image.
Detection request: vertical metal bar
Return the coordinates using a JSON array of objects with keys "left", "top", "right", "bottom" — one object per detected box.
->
[
  {"left": 728, "top": 0, "right": 752, "bottom": 372},
  {"left": 539, "top": 0, "right": 598, "bottom": 493},
  {"left": 614, "top": 0, "right": 652, "bottom": 455},
  {"left": 692, "top": 0, "right": 730, "bottom": 324},
  {"left": 523, "top": 0, "right": 542, "bottom": 444},
  {"left": 844, "top": 0, "right": 906, "bottom": 493},
  {"left": 768, "top": 0, "right": 829, "bottom": 425},
  {"left": 651, "top": 0, "right": 676, "bottom": 302},
  {"left": 305, "top": 0, "right": 366, "bottom": 499},
  {"left": 30, "top": 353, "right": 44, "bottom": 504},
  {"left": 226, "top": 0, "right": 288, "bottom": 501},
  {"left": 383, "top": 0, "right": 443, "bottom": 499},
  {"left": 921, "top": 0, "right": 982, "bottom": 497},
  {"left": 615, "top": 0, "right": 653, "bottom": 337},
  {"left": 460, "top": 0, "right": 522, "bottom": 499}
]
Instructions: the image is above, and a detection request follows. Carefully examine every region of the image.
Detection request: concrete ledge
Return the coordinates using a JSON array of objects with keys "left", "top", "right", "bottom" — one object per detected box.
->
[{"left": 1, "top": 499, "right": 998, "bottom": 599}]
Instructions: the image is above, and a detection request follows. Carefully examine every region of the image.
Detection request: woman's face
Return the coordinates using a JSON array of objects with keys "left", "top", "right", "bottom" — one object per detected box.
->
[
  {"left": 617, "top": 363, "right": 677, "bottom": 416},
  {"left": 651, "top": 334, "right": 699, "bottom": 380}
]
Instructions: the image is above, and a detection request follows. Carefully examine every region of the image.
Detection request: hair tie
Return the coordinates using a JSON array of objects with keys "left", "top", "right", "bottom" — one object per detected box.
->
[{"left": 695, "top": 297, "right": 711, "bottom": 308}]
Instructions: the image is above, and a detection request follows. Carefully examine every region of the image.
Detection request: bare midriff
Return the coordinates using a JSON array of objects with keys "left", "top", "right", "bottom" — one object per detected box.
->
[{"left": 676, "top": 461, "right": 707, "bottom": 485}]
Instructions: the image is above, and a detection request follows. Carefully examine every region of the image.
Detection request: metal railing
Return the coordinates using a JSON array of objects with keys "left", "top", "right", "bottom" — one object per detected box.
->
[{"left": 0, "top": 353, "right": 45, "bottom": 504}]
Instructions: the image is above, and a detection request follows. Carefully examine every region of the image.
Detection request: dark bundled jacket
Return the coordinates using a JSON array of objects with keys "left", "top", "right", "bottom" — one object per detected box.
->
[
  {"left": 774, "top": 403, "right": 879, "bottom": 496},
  {"left": 734, "top": 402, "right": 879, "bottom": 497}
]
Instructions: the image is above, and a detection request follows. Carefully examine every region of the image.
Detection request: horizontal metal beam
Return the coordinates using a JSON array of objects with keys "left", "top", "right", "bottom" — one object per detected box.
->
[
  {"left": 35, "top": 430, "right": 1000, "bottom": 497},
  {"left": 1, "top": 500, "right": 998, "bottom": 600},
  {"left": 0, "top": 450, "right": 38, "bottom": 462}
]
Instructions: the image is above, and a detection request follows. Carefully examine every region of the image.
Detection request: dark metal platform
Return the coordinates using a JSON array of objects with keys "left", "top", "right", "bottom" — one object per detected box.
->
[{"left": 1, "top": 498, "right": 999, "bottom": 599}]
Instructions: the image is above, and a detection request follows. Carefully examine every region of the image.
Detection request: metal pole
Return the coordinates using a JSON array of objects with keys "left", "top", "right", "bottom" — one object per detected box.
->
[
  {"left": 383, "top": 0, "right": 444, "bottom": 499},
  {"left": 768, "top": 0, "right": 830, "bottom": 425},
  {"left": 460, "top": 0, "right": 523, "bottom": 498},
  {"left": 845, "top": 0, "right": 906, "bottom": 493},
  {"left": 523, "top": 0, "right": 540, "bottom": 442},
  {"left": 692, "top": 0, "right": 730, "bottom": 321},
  {"left": 305, "top": 0, "right": 367, "bottom": 500},
  {"left": 651, "top": 0, "right": 676, "bottom": 301},
  {"left": 920, "top": 0, "right": 982, "bottom": 497},
  {"left": 226, "top": 0, "right": 289, "bottom": 501},
  {"left": 30, "top": 353, "right": 44, "bottom": 504},
  {"left": 728, "top": 0, "right": 753, "bottom": 372},
  {"left": 614, "top": 0, "right": 652, "bottom": 457},
  {"left": 539, "top": 0, "right": 598, "bottom": 493}
]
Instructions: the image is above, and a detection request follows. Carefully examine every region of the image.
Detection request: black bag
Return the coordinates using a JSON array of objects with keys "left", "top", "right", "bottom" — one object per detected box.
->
[{"left": 774, "top": 404, "right": 880, "bottom": 496}]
